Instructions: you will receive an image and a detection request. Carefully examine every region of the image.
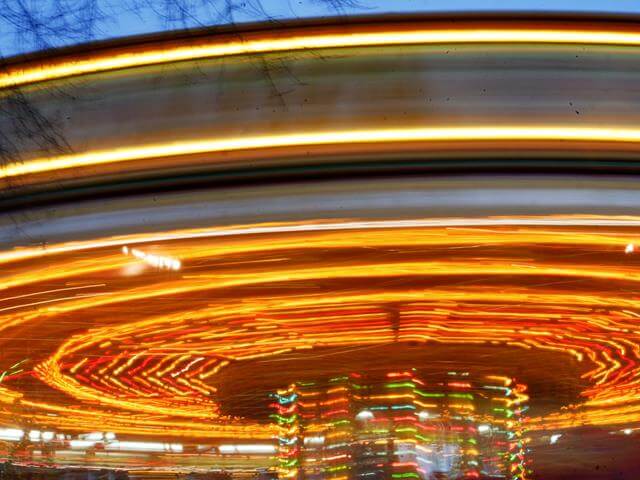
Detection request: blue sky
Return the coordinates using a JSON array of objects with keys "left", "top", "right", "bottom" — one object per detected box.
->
[{"left": 2, "top": 0, "right": 640, "bottom": 57}]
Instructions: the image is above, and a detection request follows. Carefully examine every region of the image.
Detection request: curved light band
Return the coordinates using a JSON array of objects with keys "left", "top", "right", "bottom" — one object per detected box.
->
[
  {"left": 3, "top": 126, "right": 640, "bottom": 180},
  {"left": 3, "top": 27, "right": 640, "bottom": 89},
  {"left": 1, "top": 216, "right": 640, "bottom": 265}
]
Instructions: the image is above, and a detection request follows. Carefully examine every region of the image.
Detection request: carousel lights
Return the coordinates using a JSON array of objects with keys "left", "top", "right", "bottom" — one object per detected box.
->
[
  {"left": 549, "top": 434, "right": 562, "bottom": 444},
  {"left": 122, "top": 246, "right": 181, "bottom": 271},
  {"left": 0, "top": 429, "right": 24, "bottom": 441},
  {"left": 218, "top": 444, "right": 277, "bottom": 454},
  {"left": 0, "top": 219, "right": 639, "bottom": 445}
]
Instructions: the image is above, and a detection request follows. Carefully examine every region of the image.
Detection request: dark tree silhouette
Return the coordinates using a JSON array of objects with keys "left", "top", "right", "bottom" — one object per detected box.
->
[
  {"left": 0, "top": 0, "right": 364, "bottom": 53},
  {"left": 0, "top": 0, "right": 105, "bottom": 51},
  {"left": 0, "top": 85, "right": 70, "bottom": 167},
  {"left": 0, "top": 0, "right": 100, "bottom": 168},
  {"left": 0, "top": 0, "right": 362, "bottom": 167}
]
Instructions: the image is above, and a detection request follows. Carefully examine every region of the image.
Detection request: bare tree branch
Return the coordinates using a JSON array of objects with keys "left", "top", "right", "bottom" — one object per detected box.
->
[{"left": 0, "top": 0, "right": 105, "bottom": 50}]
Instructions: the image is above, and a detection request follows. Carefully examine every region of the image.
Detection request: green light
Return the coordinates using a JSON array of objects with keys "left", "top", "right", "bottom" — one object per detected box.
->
[
  {"left": 448, "top": 393, "right": 474, "bottom": 400},
  {"left": 331, "top": 420, "right": 351, "bottom": 426},
  {"left": 386, "top": 382, "right": 415, "bottom": 389},
  {"left": 326, "top": 465, "right": 348, "bottom": 473},
  {"left": 269, "top": 414, "right": 298, "bottom": 424},
  {"left": 391, "top": 405, "right": 415, "bottom": 410},
  {"left": 395, "top": 427, "right": 417, "bottom": 433},
  {"left": 414, "top": 390, "right": 445, "bottom": 398}
]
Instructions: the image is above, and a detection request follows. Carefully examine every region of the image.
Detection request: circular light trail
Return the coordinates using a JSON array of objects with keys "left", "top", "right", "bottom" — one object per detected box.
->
[
  {"left": 0, "top": 217, "right": 639, "bottom": 446},
  {"left": 7, "top": 126, "right": 640, "bottom": 182},
  {"left": 4, "top": 22, "right": 640, "bottom": 89}
]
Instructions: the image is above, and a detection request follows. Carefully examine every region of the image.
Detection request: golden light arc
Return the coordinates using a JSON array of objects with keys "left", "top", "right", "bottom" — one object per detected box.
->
[
  {"left": 5, "top": 126, "right": 640, "bottom": 181},
  {"left": 3, "top": 26, "right": 640, "bottom": 89},
  {"left": 0, "top": 219, "right": 639, "bottom": 440}
]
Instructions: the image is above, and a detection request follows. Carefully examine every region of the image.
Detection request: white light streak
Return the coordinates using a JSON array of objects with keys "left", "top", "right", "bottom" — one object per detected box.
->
[
  {"left": 123, "top": 246, "right": 181, "bottom": 271},
  {"left": 478, "top": 424, "right": 491, "bottom": 434},
  {"left": 69, "top": 440, "right": 97, "bottom": 449},
  {"left": 0, "top": 428, "right": 24, "bottom": 441},
  {"left": 303, "top": 436, "right": 325, "bottom": 446},
  {"left": 418, "top": 411, "right": 430, "bottom": 422},
  {"left": 550, "top": 433, "right": 562, "bottom": 444},
  {"left": 105, "top": 441, "right": 183, "bottom": 452},
  {"left": 218, "top": 444, "right": 276, "bottom": 454},
  {"left": 356, "top": 410, "right": 374, "bottom": 421},
  {"left": 6, "top": 216, "right": 640, "bottom": 267}
]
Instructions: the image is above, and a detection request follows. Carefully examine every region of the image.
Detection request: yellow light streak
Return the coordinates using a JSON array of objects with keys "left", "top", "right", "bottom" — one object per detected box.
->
[
  {"left": 3, "top": 216, "right": 640, "bottom": 266},
  {"left": 1, "top": 218, "right": 640, "bottom": 438},
  {"left": 4, "top": 27, "right": 640, "bottom": 89},
  {"left": 4, "top": 126, "right": 640, "bottom": 181}
]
